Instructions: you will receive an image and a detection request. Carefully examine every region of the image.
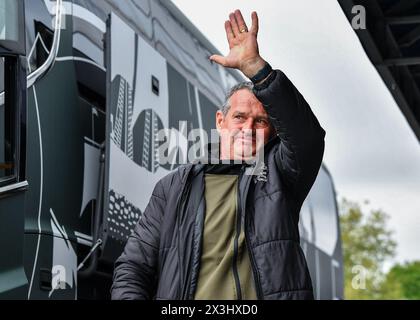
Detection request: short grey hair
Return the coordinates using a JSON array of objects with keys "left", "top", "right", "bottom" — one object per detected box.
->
[{"left": 221, "top": 81, "right": 254, "bottom": 116}]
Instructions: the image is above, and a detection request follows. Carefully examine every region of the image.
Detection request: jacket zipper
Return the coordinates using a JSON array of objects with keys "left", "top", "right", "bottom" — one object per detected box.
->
[
  {"left": 242, "top": 166, "right": 264, "bottom": 300},
  {"left": 176, "top": 166, "right": 193, "bottom": 299},
  {"left": 232, "top": 177, "right": 243, "bottom": 300}
]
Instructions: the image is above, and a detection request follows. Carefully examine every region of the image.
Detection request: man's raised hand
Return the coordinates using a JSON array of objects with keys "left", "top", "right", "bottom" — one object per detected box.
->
[{"left": 210, "top": 10, "right": 266, "bottom": 79}]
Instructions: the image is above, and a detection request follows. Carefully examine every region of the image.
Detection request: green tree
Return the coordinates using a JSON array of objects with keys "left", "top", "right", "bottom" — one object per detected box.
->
[
  {"left": 339, "top": 198, "right": 397, "bottom": 299},
  {"left": 380, "top": 261, "right": 420, "bottom": 300}
]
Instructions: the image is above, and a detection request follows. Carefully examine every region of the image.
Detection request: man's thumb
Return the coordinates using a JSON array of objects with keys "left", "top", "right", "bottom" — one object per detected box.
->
[{"left": 209, "top": 55, "right": 227, "bottom": 66}]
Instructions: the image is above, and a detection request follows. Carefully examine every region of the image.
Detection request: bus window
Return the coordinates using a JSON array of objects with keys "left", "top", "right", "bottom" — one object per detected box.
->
[
  {"left": 0, "top": 0, "right": 19, "bottom": 42},
  {"left": 0, "top": 57, "right": 14, "bottom": 182},
  {"left": 0, "top": 0, "right": 25, "bottom": 55},
  {"left": 0, "top": 0, "right": 26, "bottom": 189}
]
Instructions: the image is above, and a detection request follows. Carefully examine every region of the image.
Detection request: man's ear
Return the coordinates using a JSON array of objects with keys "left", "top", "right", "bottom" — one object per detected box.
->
[{"left": 216, "top": 110, "right": 224, "bottom": 132}]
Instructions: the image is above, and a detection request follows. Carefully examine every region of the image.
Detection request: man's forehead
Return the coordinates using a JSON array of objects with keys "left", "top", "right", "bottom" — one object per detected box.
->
[
  {"left": 230, "top": 88, "right": 260, "bottom": 103},
  {"left": 229, "top": 90, "right": 267, "bottom": 115}
]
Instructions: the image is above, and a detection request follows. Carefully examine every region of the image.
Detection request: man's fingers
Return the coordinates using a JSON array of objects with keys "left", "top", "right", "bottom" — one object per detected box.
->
[
  {"left": 209, "top": 55, "right": 227, "bottom": 67},
  {"left": 250, "top": 11, "right": 259, "bottom": 36},
  {"left": 229, "top": 12, "right": 240, "bottom": 37},
  {"left": 225, "top": 20, "right": 235, "bottom": 45},
  {"left": 234, "top": 9, "right": 248, "bottom": 33}
]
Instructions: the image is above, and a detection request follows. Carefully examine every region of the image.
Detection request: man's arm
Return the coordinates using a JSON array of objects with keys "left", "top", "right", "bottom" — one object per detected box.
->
[
  {"left": 210, "top": 9, "right": 326, "bottom": 205},
  {"left": 253, "top": 69, "right": 326, "bottom": 205},
  {"left": 111, "top": 179, "right": 166, "bottom": 300}
]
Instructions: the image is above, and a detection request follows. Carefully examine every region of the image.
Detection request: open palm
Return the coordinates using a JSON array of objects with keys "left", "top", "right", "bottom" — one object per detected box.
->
[{"left": 210, "top": 10, "right": 264, "bottom": 78}]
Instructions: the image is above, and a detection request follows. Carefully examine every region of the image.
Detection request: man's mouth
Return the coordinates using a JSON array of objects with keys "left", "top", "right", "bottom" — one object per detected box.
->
[{"left": 236, "top": 136, "right": 255, "bottom": 143}]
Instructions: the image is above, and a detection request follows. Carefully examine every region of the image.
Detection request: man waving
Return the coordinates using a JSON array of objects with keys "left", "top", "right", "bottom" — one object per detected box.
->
[{"left": 111, "top": 10, "right": 325, "bottom": 300}]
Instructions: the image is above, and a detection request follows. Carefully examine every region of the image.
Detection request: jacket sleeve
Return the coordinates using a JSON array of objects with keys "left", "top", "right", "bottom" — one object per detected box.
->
[
  {"left": 253, "top": 69, "right": 326, "bottom": 205},
  {"left": 111, "top": 179, "right": 167, "bottom": 300}
]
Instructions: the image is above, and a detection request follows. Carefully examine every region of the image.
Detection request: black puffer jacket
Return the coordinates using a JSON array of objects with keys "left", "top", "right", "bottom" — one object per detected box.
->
[{"left": 111, "top": 70, "right": 326, "bottom": 300}]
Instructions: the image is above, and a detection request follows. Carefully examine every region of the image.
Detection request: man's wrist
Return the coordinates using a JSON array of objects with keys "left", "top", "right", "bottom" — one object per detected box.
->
[
  {"left": 240, "top": 57, "right": 273, "bottom": 86},
  {"left": 240, "top": 57, "right": 267, "bottom": 79},
  {"left": 250, "top": 62, "right": 273, "bottom": 85}
]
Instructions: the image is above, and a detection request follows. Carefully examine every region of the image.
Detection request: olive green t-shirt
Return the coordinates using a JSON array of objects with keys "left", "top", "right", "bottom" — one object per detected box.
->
[{"left": 194, "top": 172, "right": 257, "bottom": 300}]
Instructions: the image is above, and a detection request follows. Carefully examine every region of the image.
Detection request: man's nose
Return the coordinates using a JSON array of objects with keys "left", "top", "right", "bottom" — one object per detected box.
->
[{"left": 241, "top": 119, "right": 256, "bottom": 134}]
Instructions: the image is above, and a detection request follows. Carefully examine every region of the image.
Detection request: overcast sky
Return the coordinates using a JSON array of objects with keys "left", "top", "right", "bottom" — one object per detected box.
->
[{"left": 172, "top": 0, "right": 420, "bottom": 267}]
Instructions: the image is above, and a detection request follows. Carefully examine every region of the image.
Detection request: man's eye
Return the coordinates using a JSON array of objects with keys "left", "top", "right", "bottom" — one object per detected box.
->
[{"left": 234, "top": 115, "right": 243, "bottom": 120}]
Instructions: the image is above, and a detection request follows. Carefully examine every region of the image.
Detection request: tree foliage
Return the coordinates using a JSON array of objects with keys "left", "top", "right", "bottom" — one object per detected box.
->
[
  {"left": 380, "top": 261, "right": 420, "bottom": 300},
  {"left": 339, "top": 198, "right": 397, "bottom": 299}
]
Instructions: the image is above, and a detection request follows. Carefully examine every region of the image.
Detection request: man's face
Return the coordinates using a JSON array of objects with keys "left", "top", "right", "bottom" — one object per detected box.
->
[{"left": 216, "top": 89, "right": 273, "bottom": 160}]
